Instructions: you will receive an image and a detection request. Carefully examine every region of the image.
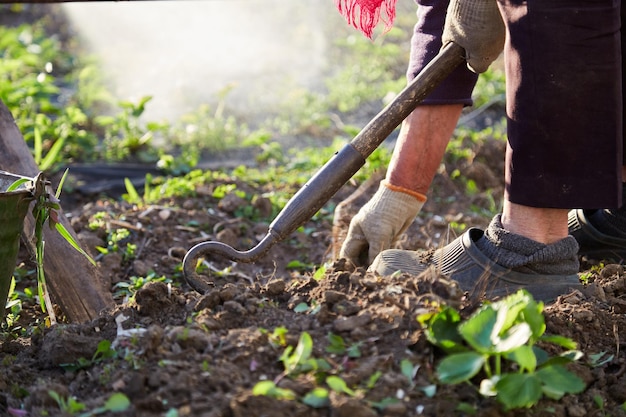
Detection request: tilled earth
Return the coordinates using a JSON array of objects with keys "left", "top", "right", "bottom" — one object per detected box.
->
[{"left": 2, "top": 134, "right": 626, "bottom": 417}]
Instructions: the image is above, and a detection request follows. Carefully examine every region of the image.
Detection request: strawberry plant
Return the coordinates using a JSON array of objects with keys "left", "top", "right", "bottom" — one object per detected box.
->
[{"left": 418, "top": 290, "right": 586, "bottom": 410}]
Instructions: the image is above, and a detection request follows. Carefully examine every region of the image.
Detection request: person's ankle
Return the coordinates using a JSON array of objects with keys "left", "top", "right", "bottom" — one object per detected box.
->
[
  {"left": 477, "top": 215, "right": 579, "bottom": 275},
  {"left": 501, "top": 202, "right": 568, "bottom": 244}
]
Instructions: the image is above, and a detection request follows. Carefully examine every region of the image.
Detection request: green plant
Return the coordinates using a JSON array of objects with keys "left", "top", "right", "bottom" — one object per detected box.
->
[
  {"left": 48, "top": 390, "right": 86, "bottom": 414},
  {"left": 94, "top": 96, "right": 167, "bottom": 162},
  {"left": 418, "top": 290, "right": 586, "bottom": 410},
  {"left": 97, "top": 227, "right": 136, "bottom": 262},
  {"left": 326, "top": 333, "right": 361, "bottom": 358},
  {"left": 113, "top": 272, "right": 170, "bottom": 301},
  {"left": 279, "top": 332, "right": 330, "bottom": 377},
  {"left": 8, "top": 172, "right": 95, "bottom": 324},
  {"left": 252, "top": 329, "right": 389, "bottom": 410},
  {"left": 84, "top": 392, "right": 131, "bottom": 416},
  {"left": 60, "top": 339, "right": 117, "bottom": 372}
]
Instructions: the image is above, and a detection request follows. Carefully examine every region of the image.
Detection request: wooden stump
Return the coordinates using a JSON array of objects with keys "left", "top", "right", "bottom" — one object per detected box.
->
[{"left": 0, "top": 100, "right": 114, "bottom": 323}]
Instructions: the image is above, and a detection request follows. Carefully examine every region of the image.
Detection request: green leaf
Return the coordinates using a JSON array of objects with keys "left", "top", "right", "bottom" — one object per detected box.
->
[
  {"left": 459, "top": 305, "right": 498, "bottom": 353},
  {"left": 313, "top": 264, "right": 327, "bottom": 281},
  {"left": 326, "top": 375, "right": 356, "bottom": 396},
  {"left": 103, "top": 392, "right": 131, "bottom": 412},
  {"left": 420, "top": 306, "right": 465, "bottom": 352},
  {"left": 370, "top": 397, "right": 400, "bottom": 411},
  {"left": 437, "top": 352, "right": 485, "bottom": 384},
  {"left": 326, "top": 333, "right": 346, "bottom": 355},
  {"left": 493, "top": 290, "right": 532, "bottom": 332},
  {"left": 588, "top": 351, "right": 614, "bottom": 367},
  {"left": 34, "top": 127, "right": 43, "bottom": 165},
  {"left": 293, "top": 303, "right": 310, "bottom": 313},
  {"left": 55, "top": 223, "right": 97, "bottom": 266},
  {"left": 420, "top": 384, "right": 437, "bottom": 398},
  {"left": 400, "top": 358, "right": 416, "bottom": 384},
  {"left": 6, "top": 177, "right": 31, "bottom": 192},
  {"left": 494, "top": 322, "right": 532, "bottom": 353},
  {"left": 56, "top": 168, "right": 69, "bottom": 199},
  {"left": 520, "top": 297, "right": 545, "bottom": 341},
  {"left": 455, "top": 402, "right": 477, "bottom": 414},
  {"left": 252, "top": 380, "right": 275, "bottom": 396},
  {"left": 283, "top": 332, "right": 313, "bottom": 374},
  {"left": 536, "top": 364, "right": 586, "bottom": 398},
  {"left": 40, "top": 135, "right": 67, "bottom": 171},
  {"left": 252, "top": 381, "right": 297, "bottom": 400},
  {"left": 495, "top": 373, "right": 542, "bottom": 410},
  {"left": 533, "top": 346, "right": 549, "bottom": 366},
  {"left": 93, "top": 339, "right": 116, "bottom": 362},
  {"left": 347, "top": 343, "right": 361, "bottom": 358},
  {"left": 302, "top": 387, "right": 330, "bottom": 408},
  {"left": 124, "top": 178, "right": 141, "bottom": 204},
  {"left": 540, "top": 334, "right": 577, "bottom": 350},
  {"left": 504, "top": 345, "right": 536, "bottom": 372}
]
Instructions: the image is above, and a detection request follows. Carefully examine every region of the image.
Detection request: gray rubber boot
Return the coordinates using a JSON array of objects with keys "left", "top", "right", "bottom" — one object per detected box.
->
[{"left": 370, "top": 220, "right": 582, "bottom": 301}]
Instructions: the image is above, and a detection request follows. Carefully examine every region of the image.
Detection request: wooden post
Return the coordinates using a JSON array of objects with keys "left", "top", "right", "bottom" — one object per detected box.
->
[{"left": 0, "top": 100, "right": 114, "bottom": 323}]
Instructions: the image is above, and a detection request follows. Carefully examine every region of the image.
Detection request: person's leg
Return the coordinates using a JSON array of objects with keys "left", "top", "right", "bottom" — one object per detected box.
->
[
  {"left": 370, "top": 0, "right": 621, "bottom": 301},
  {"left": 502, "top": 0, "right": 622, "bottom": 209},
  {"left": 389, "top": 0, "right": 477, "bottom": 195},
  {"left": 336, "top": 0, "right": 478, "bottom": 265},
  {"left": 387, "top": 104, "right": 464, "bottom": 195},
  {"left": 567, "top": 1, "right": 625, "bottom": 260}
]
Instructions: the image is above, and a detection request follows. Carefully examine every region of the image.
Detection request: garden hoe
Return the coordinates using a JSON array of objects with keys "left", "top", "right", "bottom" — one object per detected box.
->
[{"left": 183, "top": 42, "right": 466, "bottom": 293}]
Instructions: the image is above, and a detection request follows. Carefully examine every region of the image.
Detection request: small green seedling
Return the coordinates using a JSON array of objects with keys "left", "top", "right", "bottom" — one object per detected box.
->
[
  {"left": 325, "top": 333, "right": 361, "bottom": 358},
  {"left": 326, "top": 375, "right": 356, "bottom": 396},
  {"left": 418, "top": 290, "right": 586, "bottom": 410},
  {"left": 61, "top": 339, "right": 117, "bottom": 372},
  {"left": 48, "top": 390, "right": 86, "bottom": 414},
  {"left": 79, "top": 392, "right": 130, "bottom": 416},
  {"left": 302, "top": 387, "right": 330, "bottom": 408},
  {"left": 279, "top": 332, "right": 329, "bottom": 377},
  {"left": 252, "top": 380, "right": 297, "bottom": 400}
]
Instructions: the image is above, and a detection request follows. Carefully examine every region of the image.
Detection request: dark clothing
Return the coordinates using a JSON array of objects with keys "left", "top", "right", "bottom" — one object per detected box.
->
[
  {"left": 408, "top": 0, "right": 478, "bottom": 104},
  {"left": 501, "top": 0, "right": 623, "bottom": 209},
  {"left": 408, "top": 0, "right": 623, "bottom": 209}
]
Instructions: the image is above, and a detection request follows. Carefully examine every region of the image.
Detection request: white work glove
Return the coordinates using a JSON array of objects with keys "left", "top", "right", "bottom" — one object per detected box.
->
[
  {"left": 339, "top": 181, "right": 425, "bottom": 266},
  {"left": 442, "top": 0, "right": 505, "bottom": 73}
]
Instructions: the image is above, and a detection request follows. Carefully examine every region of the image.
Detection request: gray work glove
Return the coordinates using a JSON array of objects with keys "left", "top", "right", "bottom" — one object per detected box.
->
[
  {"left": 340, "top": 181, "right": 425, "bottom": 266},
  {"left": 442, "top": 0, "right": 505, "bottom": 73}
]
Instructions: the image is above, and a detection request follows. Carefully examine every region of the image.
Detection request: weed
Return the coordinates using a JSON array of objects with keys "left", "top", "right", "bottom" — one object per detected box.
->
[
  {"left": 48, "top": 391, "right": 86, "bottom": 414},
  {"left": 97, "top": 228, "right": 136, "bottom": 262},
  {"left": 60, "top": 339, "right": 117, "bottom": 372},
  {"left": 7, "top": 172, "right": 95, "bottom": 324},
  {"left": 95, "top": 96, "right": 166, "bottom": 162},
  {"left": 252, "top": 380, "right": 297, "bottom": 401},
  {"left": 326, "top": 333, "right": 361, "bottom": 358}
]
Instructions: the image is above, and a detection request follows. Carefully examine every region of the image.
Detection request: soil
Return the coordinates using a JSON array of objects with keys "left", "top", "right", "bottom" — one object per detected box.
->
[
  {"left": 1, "top": 132, "right": 626, "bottom": 417},
  {"left": 2, "top": 5, "right": 626, "bottom": 417}
]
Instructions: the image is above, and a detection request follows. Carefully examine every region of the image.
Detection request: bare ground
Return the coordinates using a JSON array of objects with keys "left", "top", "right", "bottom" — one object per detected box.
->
[{"left": 1, "top": 133, "right": 626, "bottom": 417}]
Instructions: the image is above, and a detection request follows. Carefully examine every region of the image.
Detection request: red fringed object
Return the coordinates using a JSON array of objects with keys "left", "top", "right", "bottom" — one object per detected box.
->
[{"left": 335, "top": 0, "right": 397, "bottom": 39}]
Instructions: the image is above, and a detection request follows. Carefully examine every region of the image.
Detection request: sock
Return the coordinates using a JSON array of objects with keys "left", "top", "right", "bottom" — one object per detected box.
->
[
  {"left": 476, "top": 214, "right": 580, "bottom": 275},
  {"left": 587, "top": 183, "right": 626, "bottom": 237}
]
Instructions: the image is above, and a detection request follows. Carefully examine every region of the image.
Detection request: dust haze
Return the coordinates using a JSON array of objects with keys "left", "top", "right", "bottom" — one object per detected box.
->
[{"left": 62, "top": 0, "right": 346, "bottom": 122}]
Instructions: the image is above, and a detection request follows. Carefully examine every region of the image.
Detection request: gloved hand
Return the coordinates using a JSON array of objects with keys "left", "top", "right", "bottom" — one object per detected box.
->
[
  {"left": 340, "top": 181, "right": 425, "bottom": 266},
  {"left": 442, "top": 0, "right": 505, "bottom": 73}
]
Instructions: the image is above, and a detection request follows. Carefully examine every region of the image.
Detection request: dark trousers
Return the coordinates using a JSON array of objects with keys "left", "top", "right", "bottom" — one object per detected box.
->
[
  {"left": 501, "top": 0, "right": 623, "bottom": 209},
  {"left": 408, "top": 0, "right": 623, "bottom": 209}
]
